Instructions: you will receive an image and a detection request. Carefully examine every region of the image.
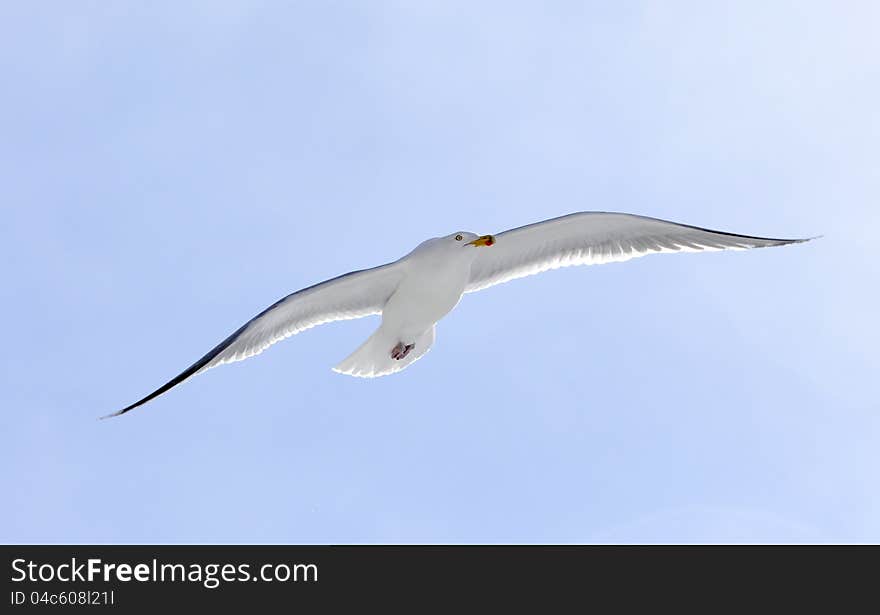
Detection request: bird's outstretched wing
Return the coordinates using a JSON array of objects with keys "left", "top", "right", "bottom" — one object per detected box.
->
[
  {"left": 467, "top": 212, "right": 813, "bottom": 292},
  {"left": 106, "top": 261, "right": 405, "bottom": 418}
]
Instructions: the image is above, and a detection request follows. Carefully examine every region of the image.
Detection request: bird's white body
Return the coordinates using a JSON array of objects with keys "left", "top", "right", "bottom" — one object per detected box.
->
[
  {"left": 385, "top": 238, "right": 475, "bottom": 338},
  {"left": 109, "top": 212, "right": 814, "bottom": 417},
  {"left": 333, "top": 236, "right": 479, "bottom": 377}
]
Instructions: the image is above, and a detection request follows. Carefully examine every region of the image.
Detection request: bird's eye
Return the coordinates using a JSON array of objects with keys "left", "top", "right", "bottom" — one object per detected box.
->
[{"left": 455, "top": 234, "right": 463, "bottom": 241}]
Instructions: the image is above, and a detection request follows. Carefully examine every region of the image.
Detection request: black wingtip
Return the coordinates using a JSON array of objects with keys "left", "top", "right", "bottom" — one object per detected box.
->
[
  {"left": 776, "top": 235, "right": 820, "bottom": 246},
  {"left": 100, "top": 318, "right": 252, "bottom": 420},
  {"left": 101, "top": 370, "right": 202, "bottom": 419},
  {"left": 99, "top": 398, "right": 147, "bottom": 420},
  {"left": 99, "top": 406, "right": 134, "bottom": 420},
  {"left": 779, "top": 235, "right": 822, "bottom": 247},
  {"left": 99, "top": 364, "right": 207, "bottom": 420}
]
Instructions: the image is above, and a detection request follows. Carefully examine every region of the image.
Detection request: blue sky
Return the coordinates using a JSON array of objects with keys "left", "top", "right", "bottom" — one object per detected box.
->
[{"left": 2, "top": 1, "right": 878, "bottom": 543}]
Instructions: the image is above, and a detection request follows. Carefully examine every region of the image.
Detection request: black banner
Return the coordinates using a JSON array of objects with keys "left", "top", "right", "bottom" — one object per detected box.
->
[{"left": 1, "top": 545, "right": 873, "bottom": 609}]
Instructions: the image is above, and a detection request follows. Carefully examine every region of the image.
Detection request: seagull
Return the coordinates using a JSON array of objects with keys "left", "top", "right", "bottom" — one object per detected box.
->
[{"left": 107, "top": 212, "right": 813, "bottom": 417}]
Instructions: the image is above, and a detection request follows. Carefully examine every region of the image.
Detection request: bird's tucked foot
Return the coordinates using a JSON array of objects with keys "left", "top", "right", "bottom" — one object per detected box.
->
[{"left": 390, "top": 342, "right": 415, "bottom": 361}]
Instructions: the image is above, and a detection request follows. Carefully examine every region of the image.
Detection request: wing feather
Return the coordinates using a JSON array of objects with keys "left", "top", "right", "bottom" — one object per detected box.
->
[
  {"left": 467, "top": 212, "right": 813, "bottom": 292},
  {"left": 106, "top": 261, "right": 404, "bottom": 417}
]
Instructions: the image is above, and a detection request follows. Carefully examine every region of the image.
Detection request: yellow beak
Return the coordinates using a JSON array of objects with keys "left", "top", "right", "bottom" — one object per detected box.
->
[{"left": 467, "top": 234, "right": 496, "bottom": 247}]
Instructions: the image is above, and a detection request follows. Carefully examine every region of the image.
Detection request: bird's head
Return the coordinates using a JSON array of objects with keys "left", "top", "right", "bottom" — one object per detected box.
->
[
  {"left": 447, "top": 232, "right": 496, "bottom": 247},
  {"left": 411, "top": 232, "right": 496, "bottom": 260}
]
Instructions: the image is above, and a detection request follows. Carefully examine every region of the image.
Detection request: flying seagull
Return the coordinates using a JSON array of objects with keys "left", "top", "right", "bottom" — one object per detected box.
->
[{"left": 107, "top": 212, "right": 813, "bottom": 417}]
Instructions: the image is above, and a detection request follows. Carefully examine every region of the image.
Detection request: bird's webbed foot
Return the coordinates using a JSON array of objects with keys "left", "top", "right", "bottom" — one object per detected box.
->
[{"left": 390, "top": 342, "right": 415, "bottom": 361}]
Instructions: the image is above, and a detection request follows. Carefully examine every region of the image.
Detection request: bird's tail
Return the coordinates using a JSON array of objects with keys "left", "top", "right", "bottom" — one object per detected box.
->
[{"left": 333, "top": 325, "right": 435, "bottom": 378}]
